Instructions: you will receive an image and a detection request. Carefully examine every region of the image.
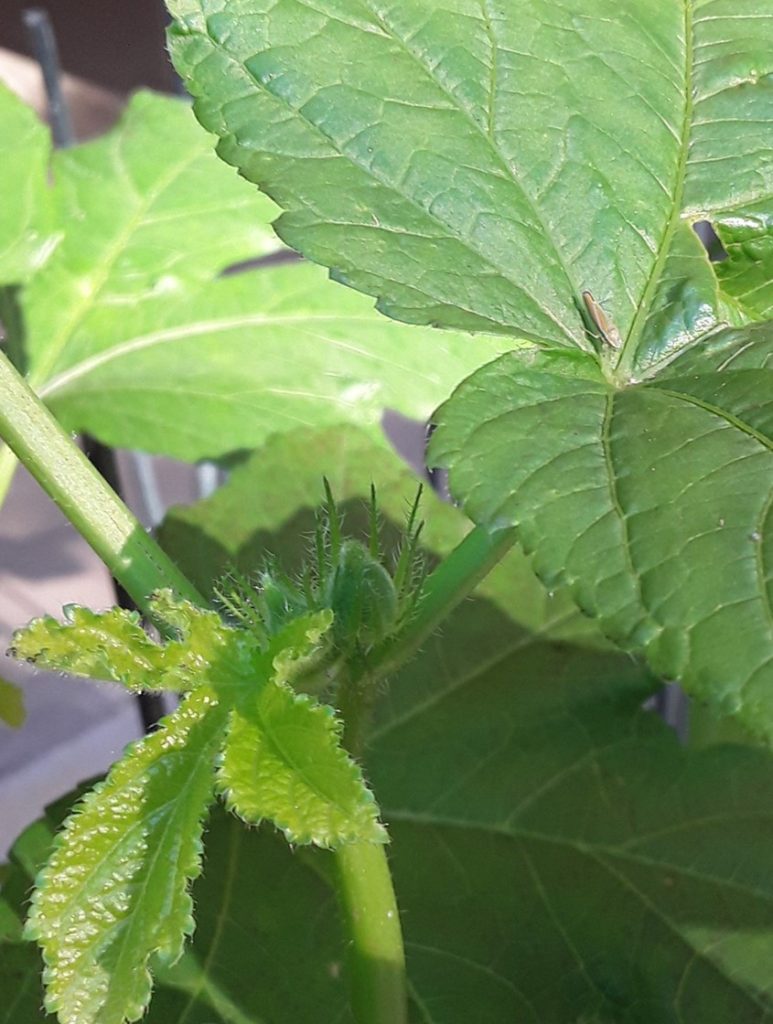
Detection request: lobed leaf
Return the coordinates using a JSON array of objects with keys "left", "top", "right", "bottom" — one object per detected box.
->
[
  {"left": 215, "top": 609, "right": 385, "bottom": 846},
  {"left": 25, "top": 688, "right": 227, "bottom": 1024},
  {"left": 166, "top": 0, "right": 773, "bottom": 366},
  {"left": 20, "top": 90, "right": 279, "bottom": 391},
  {"left": 164, "top": 0, "right": 773, "bottom": 718},
  {"left": 431, "top": 341, "right": 773, "bottom": 737},
  {"left": 10, "top": 596, "right": 229, "bottom": 693},
  {"left": 0, "top": 86, "right": 512, "bottom": 461}
]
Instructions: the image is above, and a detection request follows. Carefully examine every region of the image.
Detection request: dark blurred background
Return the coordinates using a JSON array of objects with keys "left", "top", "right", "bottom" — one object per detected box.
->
[{"left": 0, "top": 0, "right": 174, "bottom": 92}]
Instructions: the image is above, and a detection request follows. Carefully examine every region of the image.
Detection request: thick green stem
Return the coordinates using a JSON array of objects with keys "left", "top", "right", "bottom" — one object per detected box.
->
[
  {"left": 329, "top": 526, "right": 515, "bottom": 1024},
  {"left": 0, "top": 350, "right": 202, "bottom": 612},
  {"left": 334, "top": 841, "right": 407, "bottom": 1024}
]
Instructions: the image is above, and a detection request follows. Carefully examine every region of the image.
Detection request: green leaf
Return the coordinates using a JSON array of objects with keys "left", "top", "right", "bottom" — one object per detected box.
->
[
  {"left": 0, "top": 673, "right": 24, "bottom": 728},
  {"left": 39, "top": 260, "right": 509, "bottom": 461},
  {"left": 715, "top": 203, "right": 773, "bottom": 320},
  {"left": 10, "top": 598, "right": 229, "bottom": 693},
  {"left": 219, "top": 675, "right": 386, "bottom": 847},
  {"left": 163, "top": 0, "right": 773, "bottom": 713},
  {"left": 210, "top": 609, "right": 385, "bottom": 846},
  {"left": 431, "top": 341, "right": 773, "bottom": 736},
  {"left": 25, "top": 688, "right": 227, "bottom": 1024},
  {"left": 166, "top": 0, "right": 773, "bottom": 366},
  {"left": 370, "top": 628, "right": 773, "bottom": 1020},
  {"left": 0, "top": 84, "right": 55, "bottom": 286},
  {"left": 20, "top": 91, "right": 279, "bottom": 389},
  {"left": 12, "top": 593, "right": 381, "bottom": 853},
  {"left": 0, "top": 87, "right": 511, "bottom": 461}
]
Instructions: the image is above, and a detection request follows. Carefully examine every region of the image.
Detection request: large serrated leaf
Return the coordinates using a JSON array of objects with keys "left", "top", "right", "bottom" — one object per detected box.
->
[
  {"left": 164, "top": 0, "right": 773, "bottom": 720},
  {"left": 431, "top": 341, "right": 773, "bottom": 736},
  {"left": 166, "top": 0, "right": 773, "bottom": 365},
  {"left": 25, "top": 688, "right": 227, "bottom": 1024}
]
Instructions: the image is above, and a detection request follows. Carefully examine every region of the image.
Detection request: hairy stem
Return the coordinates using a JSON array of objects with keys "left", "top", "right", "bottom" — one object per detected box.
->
[
  {"left": 372, "top": 524, "right": 516, "bottom": 682},
  {"left": 329, "top": 526, "right": 515, "bottom": 1024},
  {"left": 334, "top": 841, "right": 407, "bottom": 1024},
  {"left": 0, "top": 350, "right": 202, "bottom": 612}
]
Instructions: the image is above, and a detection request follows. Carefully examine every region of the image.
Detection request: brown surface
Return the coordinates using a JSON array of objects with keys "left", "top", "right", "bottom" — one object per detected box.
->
[{"left": 0, "top": 0, "right": 176, "bottom": 94}]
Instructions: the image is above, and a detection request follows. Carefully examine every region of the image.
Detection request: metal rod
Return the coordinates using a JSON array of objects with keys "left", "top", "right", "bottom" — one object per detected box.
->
[
  {"left": 22, "top": 8, "right": 74, "bottom": 148},
  {"left": 22, "top": 7, "right": 165, "bottom": 732}
]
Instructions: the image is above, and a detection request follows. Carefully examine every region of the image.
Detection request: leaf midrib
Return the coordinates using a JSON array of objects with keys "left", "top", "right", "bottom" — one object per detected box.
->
[
  {"left": 97, "top": 719, "right": 221, "bottom": 1022},
  {"left": 617, "top": 0, "right": 694, "bottom": 379},
  {"left": 26, "top": 142, "right": 202, "bottom": 389},
  {"left": 44, "top": 697, "right": 222, "bottom": 952},
  {"left": 38, "top": 313, "right": 440, "bottom": 399}
]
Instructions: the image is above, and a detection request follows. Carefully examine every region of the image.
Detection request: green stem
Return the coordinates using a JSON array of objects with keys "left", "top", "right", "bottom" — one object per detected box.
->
[
  {"left": 329, "top": 526, "right": 516, "bottom": 1024},
  {"left": 371, "top": 524, "right": 516, "bottom": 682},
  {"left": 334, "top": 841, "right": 407, "bottom": 1024},
  {"left": 0, "top": 350, "right": 202, "bottom": 612}
]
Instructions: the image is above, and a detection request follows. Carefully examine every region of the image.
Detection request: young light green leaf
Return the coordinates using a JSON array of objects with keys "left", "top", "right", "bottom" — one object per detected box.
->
[
  {"left": 431, "top": 340, "right": 773, "bottom": 736},
  {"left": 0, "top": 83, "right": 55, "bottom": 286},
  {"left": 220, "top": 684, "right": 385, "bottom": 847},
  {"left": 166, "top": 0, "right": 773, "bottom": 369},
  {"left": 215, "top": 609, "right": 385, "bottom": 846},
  {"left": 0, "top": 673, "right": 24, "bottom": 728},
  {"left": 10, "top": 597, "right": 228, "bottom": 693},
  {"left": 25, "top": 687, "right": 227, "bottom": 1024},
  {"left": 11, "top": 593, "right": 382, "bottom": 855}
]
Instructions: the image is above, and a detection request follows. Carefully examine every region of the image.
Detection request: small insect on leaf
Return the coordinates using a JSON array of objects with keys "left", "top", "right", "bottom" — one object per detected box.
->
[{"left": 582, "top": 290, "right": 622, "bottom": 350}]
